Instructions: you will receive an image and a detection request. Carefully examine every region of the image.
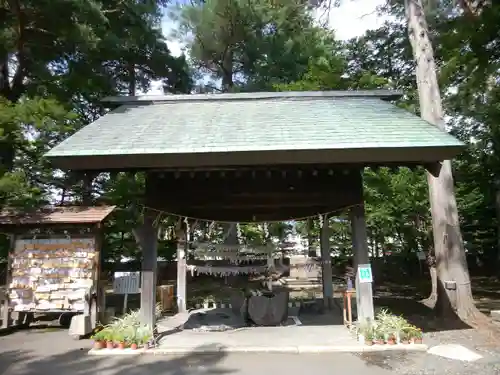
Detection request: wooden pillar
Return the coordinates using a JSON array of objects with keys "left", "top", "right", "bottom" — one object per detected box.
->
[
  {"left": 139, "top": 209, "right": 158, "bottom": 328},
  {"left": 350, "top": 204, "right": 375, "bottom": 322},
  {"left": 2, "top": 234, "right": 15, "bottom": 329},
  {"left": 320, "top": 214, "right": 333, "bottom": 309},
  {"left": 176, "top": 226, "right": 187, "bottom": 313},
  {"left": 307, "top": 218, "right": 316, "bottom": 257},
  {"left": 225, "top": 223, "right": 238, "bottom": 245},
  {"left": 93, "top": 225, "right": 105, "bottom": 326}
]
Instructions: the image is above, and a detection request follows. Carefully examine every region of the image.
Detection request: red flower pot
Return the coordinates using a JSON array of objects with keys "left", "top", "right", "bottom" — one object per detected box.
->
[{"left": 93, "top": 341, "right": 105, "bottom": 350}]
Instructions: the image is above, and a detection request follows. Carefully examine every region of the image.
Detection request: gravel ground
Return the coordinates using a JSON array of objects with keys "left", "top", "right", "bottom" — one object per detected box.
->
[{"left": 356, "top": 329, "right": 500, "bottom": 375}]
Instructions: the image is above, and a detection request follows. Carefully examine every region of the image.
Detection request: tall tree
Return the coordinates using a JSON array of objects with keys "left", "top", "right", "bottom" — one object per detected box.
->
[
  {"left": 404, "top": 0, "right": 478, "bottom": 321},
  {"left": 0, "top": 0, "right": 192, "bottom": 262},
  {"left": 173, "top": 0, "right": 337, "bottom": 92}
]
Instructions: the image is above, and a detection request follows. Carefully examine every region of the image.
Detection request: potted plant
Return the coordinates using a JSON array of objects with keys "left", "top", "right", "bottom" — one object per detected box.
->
[
  {"left": 136, "top": 324, "right": 153, "bottom": 349},
  {"left": 387, "top": 333, "right": 396, "bottom": 345},
  {"left": 399, "top": 329, "right": 409, "bottom": 344},
  {"left": 114, "top": 332, "right": 127, "bottom": 349},
  {"left": 374, "top": 328, "right": 385, "bottom": 345},
  {"left": 412, "top": 328, "right": 423, "bottom": 344},
  {"left": 129, "top": 338, "right": 139, "bottom": 350},
  {"left": 364, "top": 328, "right": 374, "bottom": 346},
  {"left": 122, "top": 326, "right": 137, "bottom": 350},
  {"left": 104, "top": 328, "right": 115, "bottom": 349},
  {"left": 392, "top": 316, "right": 409, "bottom": 344},
  {"left": 91, "top": 329, "right": 107, "bottom": 349}
]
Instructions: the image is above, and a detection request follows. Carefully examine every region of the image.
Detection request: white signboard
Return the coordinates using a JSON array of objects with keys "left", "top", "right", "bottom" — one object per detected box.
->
[
  {"left": 358, "top": 264, "right": 373, "bottom": 284},
  {"left": 113, "top": 272, "right": 140, "bottom": 295}
]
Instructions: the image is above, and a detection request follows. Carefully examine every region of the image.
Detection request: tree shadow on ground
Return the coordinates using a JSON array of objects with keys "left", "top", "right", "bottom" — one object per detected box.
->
[
  {"left": 0, "top": 345, "right": 234, "bottom": 375},
  {"left": 470, "top": 276, "right": 500, "bottom": 299},
  {"left": 374, "top": 276, "right": 481, "bottom": 333},
  {"left": 373, "top": 294, "right": 472, "bottom": 332}
]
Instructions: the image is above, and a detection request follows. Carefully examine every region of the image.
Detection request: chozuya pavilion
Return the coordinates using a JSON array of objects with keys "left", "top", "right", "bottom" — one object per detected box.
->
[{"left": 45, "top": 90, "right": 464, "bottom": 328}]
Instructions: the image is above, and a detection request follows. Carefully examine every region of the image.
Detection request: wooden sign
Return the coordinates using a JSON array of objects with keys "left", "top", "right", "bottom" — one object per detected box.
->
[
  {"left": 10, "top": 237, "right": 96, "bottom": 312},
  {"left": 113, "top": 271, "right": 140, "bottom": 314},
  {"left": 113, "top": 272, "right": 140, "bottom": 295}
]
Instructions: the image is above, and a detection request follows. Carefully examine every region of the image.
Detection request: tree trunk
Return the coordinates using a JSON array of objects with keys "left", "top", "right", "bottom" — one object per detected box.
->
[
  {"left": 405, "top": 0, "right": 478, "bottom": 321},
  {"left": 82, "top": 172, "right": 94, "bottom": 205},
  {"left": 128, "top": 62, "right": 136, "bottom": 96},
  {"left": 221, "top": 49, "right": 234, "bottom": 92},
  {"left": 422, "top": 249, "right": 437, "bottom": 307},
  {"left": 494, "top": 179, "right": 500, "bottom": 272}
]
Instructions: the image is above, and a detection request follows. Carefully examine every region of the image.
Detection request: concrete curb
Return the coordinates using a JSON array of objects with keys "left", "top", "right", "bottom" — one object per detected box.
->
[{"left": 88, "top": 344, "right": 428, "bottom": 356}]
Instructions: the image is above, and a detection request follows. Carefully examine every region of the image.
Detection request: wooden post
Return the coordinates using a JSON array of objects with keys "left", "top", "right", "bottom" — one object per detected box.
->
[
  {"left": 320, "top": 214, "right": 333, "bottom": 309},
  {"left": 92, "top": 225, "right": 104, "bottom": 327},
  {"left": 307, "top": 218, "right": 316, "bottom": 257},
  {"left": 139, "top": 209, "right": 158, "bottom": 328},
  {"left": 350, "top": 204, "right": 375, "bottom": 322},
  {"left": 176, "top": 231, "right": 187, "bottom": 313},
  {"left": 266, "top": 247, "right": 274, "bottom": 291},
  {"left": 2, "top": 234, "right": 15, "bottom": 329}
]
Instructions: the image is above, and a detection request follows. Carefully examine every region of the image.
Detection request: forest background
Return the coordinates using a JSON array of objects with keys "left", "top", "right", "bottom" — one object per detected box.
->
[{"left": 0, "top": 0, "right": 498, "bottom": 318}]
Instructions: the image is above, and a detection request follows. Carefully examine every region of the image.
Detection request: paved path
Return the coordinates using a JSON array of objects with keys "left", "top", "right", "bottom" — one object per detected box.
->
[
  {"left": 0, "top": 329, "right": 393, "bottom": 375},
  {"left": 3, "top": 327, "right": 498, "bottom": 375}
]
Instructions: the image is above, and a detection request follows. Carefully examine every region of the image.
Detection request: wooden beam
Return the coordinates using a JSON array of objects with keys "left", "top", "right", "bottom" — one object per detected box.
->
[
  {"left": 186, "top": 200, "right": 347, "bottom": 210},
  {"left": 148, "top": 170, "right": 362, "bottom": 196},
  {"left": 0, "top": 223, "right": 100, "bottom": 232}
]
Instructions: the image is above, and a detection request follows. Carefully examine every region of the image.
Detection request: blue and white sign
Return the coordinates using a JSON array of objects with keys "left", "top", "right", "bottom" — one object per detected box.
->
[{"left": 358, "top": 264, "right": 373, "bottom": 284}]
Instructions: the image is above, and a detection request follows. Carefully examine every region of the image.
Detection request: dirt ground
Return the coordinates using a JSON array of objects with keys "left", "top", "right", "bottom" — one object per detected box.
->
[
  {"left": 2, "top": 275, "right": 500, "bottom": 375},
  {"left": 372, "top": 276, "right": 500, "bottom": 332},
  {"left": 100, "top": 274, "right": 500, "bottom": 333}
]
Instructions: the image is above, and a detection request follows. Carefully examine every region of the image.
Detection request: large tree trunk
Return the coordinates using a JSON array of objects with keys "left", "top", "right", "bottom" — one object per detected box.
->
[
  {"left": 422, "top": 249, "right": 437, "bottom": 307},
  {"left": 405, "top": 0, "right": 478, "bottom": 321},
  {"left": 494, "top": 179, "right": 500, "bottom": 272},
  {"left": 221, "top": 49, "right": 234, "bottom": 92}
]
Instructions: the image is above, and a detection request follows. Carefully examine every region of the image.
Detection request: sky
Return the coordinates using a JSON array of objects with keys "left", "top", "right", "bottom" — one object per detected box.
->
[{"left": 145, "top": 0, "right": 389, "bottom": 95}]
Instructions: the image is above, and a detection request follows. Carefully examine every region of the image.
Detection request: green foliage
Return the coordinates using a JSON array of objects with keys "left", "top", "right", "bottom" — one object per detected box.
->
[
  {"left": 0, "top": 0, "right": 498, "bottom": 276},
  {"left": 173, "top": 0, "right": 341, "bottom": 91},
  {"left": 0, "top": 0, "right": 191, "bottom": 261}
]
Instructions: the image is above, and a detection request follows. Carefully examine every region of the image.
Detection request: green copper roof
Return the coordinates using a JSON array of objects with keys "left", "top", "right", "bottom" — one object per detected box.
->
[{"left": 45, "top": 91, "right": 465, "bottom": 170}]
